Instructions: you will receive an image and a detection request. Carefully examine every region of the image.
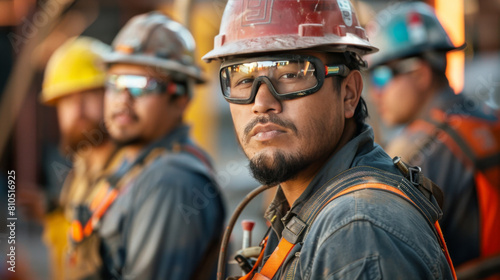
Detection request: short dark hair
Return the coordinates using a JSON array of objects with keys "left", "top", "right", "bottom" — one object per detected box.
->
[{"left": 327, "top": 52, "right": 369, "bottom": 129}]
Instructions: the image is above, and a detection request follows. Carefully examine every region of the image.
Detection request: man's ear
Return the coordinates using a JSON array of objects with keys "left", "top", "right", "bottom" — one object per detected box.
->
[{"left": 343, "top": 70, "right": 363, "bottom": 119}]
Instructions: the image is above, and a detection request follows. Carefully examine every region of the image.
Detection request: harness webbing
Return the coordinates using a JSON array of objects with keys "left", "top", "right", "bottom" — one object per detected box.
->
[
  {"left": 411, "top": 110, "right": 500, "bottom": 259},
  {"left": 70, "top": 143, "right": 212, "bottom": 244},
  {"left": 239, "top": 237, "right": 269, "bottom": 280},
  {"left": 244, "top": 182, "right": 457, "bottom": 280}
]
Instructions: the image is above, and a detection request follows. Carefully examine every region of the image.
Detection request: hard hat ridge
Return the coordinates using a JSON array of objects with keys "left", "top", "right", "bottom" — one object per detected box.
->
[
  {"left": 105, "top": 12, "right": 205, "bottom": 84},
  {"left": 366, "top": 1, "right": 464, "bottom": 68},
  {"left": 203, "top": 0, "right": 378, "bottom": 62}
]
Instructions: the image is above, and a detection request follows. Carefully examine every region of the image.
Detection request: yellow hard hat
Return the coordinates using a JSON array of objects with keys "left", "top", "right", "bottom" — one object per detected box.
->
[{"left": 41, "top": 36, "right": 111, "bottom": 105}]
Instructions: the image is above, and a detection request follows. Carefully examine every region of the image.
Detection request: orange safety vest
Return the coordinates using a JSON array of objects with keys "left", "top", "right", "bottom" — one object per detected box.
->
[
  {"left": 66, "top": 143, "right": 214, "bottom": 279},
  {"left": 70, "top": 144, "right": 213, "bottom": 244},
  {"left": 409, "top": 109, "right": 500, "bottom": 260},
  {"left": 241, "top": 165, "right": 457, "bottom": 280}
]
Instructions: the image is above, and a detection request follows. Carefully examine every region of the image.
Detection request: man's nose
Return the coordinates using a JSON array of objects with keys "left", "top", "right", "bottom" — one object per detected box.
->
[{"left": 251, "top": 81, "right": 282, "bottom": 114}]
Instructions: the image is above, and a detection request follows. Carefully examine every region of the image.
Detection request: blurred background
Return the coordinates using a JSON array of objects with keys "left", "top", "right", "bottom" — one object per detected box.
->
[{"left": 0, "top": 0, "right": 498, "bottom": 279}]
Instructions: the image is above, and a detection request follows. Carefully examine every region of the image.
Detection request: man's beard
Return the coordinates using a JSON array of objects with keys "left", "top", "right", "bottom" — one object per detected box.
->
[
  {"left": 60, "top": 119, "right": 108, "bottom": 156},
  {"left": 111, "top": 136, "right": 146, "bottom": 148},
  {"left": 249, "top": 150, "right": 307, "bottom": 186},
  {"left": 243, "top": 114, "right": 305, "bottom": 186}
]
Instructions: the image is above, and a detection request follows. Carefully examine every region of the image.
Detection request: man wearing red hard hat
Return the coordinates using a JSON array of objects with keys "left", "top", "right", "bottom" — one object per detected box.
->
[{"left": 204, "top": 1, "right": 456, "bottom": 279}]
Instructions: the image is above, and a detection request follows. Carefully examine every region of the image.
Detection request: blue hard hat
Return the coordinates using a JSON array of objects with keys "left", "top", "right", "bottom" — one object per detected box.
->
[{"left": 366, "top": 1, "right": 462, "bottom": 68}]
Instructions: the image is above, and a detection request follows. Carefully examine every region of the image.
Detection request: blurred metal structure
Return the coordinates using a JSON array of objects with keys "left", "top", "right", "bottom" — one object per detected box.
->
[
  {"left": 173, "top": 0, "right": 194, "bottom": 27},
  {"left": 0, "top": 0, "right": 75, "bottom": 161}
]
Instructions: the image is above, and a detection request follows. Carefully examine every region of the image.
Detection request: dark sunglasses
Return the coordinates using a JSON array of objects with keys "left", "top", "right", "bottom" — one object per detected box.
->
[{"left": 371, "top": 57, "right": 422, "bottom": 89}]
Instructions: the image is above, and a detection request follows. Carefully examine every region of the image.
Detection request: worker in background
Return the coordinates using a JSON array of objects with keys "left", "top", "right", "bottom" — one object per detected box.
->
[
  {"left": 203, "top": 0, "right": 455, "bottom": 278},
  {"left": 66, "top": 12, "right": 225, "bottom": 280},
  {"left": 367, "top": 2, "right": 500, "bottom": 278},
  {"left": 34, "top": 36, "right": 118, "bottom": 280}
]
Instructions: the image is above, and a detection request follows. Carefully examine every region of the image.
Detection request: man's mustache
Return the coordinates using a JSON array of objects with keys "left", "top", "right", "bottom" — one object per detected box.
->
[
  {"left": 243, "top": 114, "right": 298, "bottom": 142},
  {"left": 111, "top": 107, "right": 139, "bottom": 121}
]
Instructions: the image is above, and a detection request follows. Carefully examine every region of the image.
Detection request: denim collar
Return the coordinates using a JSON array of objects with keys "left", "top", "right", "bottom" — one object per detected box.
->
[
  {"left": 264, "top": 124, "right": 377, "bottom": 235},
  {"left": 129, "top": 124, "right": 191, "bottom": 166},
  {"left": 108, "top": 124, "right": 191, "bottom": 186}
]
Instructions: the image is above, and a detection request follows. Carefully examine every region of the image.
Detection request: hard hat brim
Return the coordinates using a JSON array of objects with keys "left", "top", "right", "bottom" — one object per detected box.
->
[
  {"left": 202, "top": 34, "right": 378, "bottom": 62},
  {"left": 368, "top": 42, "right": 466, "bottom": 68},
  {"left": 40, "top": 74, "right": 107, "bottom": 105},
  {"left": 104, "top": 53, "right": 206, "bottom": 84}
]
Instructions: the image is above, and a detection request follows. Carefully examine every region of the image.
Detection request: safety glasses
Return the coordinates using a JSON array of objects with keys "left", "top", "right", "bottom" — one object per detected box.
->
[
  {"left": 106, "top": 74, "right": 168, "bottom": 98},
  {"left": 371, "top": 57, "right": 422, "bottom": 89},
  {"left": 219, "top": 54, "right": 350, "bottom": 104}
]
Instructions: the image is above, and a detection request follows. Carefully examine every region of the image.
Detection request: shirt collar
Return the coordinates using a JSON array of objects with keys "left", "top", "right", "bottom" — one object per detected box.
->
[{"left": 264, "top": 124, "right": 376, "bottom": 233}]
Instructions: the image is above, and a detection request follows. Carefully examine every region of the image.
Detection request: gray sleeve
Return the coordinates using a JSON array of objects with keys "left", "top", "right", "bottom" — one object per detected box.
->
[
  {"left": 299, "top": 192, "right": 453, "bottom": 280},
  {"left": 305, "top": 221, "right": 435, "bottom": 280},
  {"left": 121, "top": 165, "right": 224, "bottom": 280}
]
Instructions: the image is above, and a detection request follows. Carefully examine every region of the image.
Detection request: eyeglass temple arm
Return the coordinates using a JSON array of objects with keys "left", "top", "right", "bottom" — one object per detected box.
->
[{"left": 325, "top": 65, "right": 350, "bottom": 77}]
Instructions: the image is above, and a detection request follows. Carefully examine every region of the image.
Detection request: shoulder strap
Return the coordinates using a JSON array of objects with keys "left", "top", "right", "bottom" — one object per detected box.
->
[
  {"left": 418, "top": 109, "right": 500, "bottom": 172},
  {"left": 413, "top": 111, "right": 500, "bottom": 260},
  {"left": 295, "top": 165, "right": 443, "bottom": 234},
  {"left": 70, "top": 143, "right": 212, "bottom": 244},
  {"left": 243, "top": 165, "right": 453, "bottom": 280},
  {"left": 251, "top": 181, "right": 456, "bottom": 280},
  {"left": 179, "top": 143, "right": 214, "bottom": 172}
]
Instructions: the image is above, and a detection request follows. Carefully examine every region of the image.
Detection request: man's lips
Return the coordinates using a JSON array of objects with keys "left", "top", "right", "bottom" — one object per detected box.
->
[
  {"left": 243, "top": 115, "right": 298, "bottom": 144},
  {"left": 111, "top": 110, "right": 138, "bottom": 125},
  {"left": 250, "top": 124, "right": 286, "bottom": 141}
]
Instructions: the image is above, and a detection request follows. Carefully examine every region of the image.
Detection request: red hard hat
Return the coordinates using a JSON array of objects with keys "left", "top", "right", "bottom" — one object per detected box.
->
[{"left": 203, "top": 0, "right": 378, "bottom": 62}]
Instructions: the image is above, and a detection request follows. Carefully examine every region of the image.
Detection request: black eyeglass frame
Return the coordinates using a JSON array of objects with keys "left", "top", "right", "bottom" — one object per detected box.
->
[{"left": 219, "top": 54, "right": 350, "bottom": 104}]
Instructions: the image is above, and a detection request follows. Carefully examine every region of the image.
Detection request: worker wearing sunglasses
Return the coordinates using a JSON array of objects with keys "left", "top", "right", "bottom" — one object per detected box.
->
[
  {"left": 106, "top": 74, "right": 185, "bottom": 99},
  {"left": 67, "top": 12, "right": 226, "bottom": 280},
  {"left": 369, "top": 57, "right": 426, "bottom": 126},
  {"left": 367, "top": 2, "right": 500, "bottom": 276}
]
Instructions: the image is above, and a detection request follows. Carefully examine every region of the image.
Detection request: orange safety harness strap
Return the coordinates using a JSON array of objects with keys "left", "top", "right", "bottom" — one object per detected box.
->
[
  {"left": 239, "top": 237, "right": 269, "bottom": 280},
  {"left": 70, "top": 144, "right": 212, "bottom": 243},
  {"left": 411, "top": 111, "right": 500, "bottom": 259},
  {"left": 256, "top": 237, "right": 294, "bottom": 279},
  {"left": 70, "top": 183, "right": 118, "bottom": 242},
  {"left": 247, "top": 183, "right": 457, "bottom": 280}
]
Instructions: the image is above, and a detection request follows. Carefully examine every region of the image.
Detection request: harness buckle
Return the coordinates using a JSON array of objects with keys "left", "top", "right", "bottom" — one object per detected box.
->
[
  {"left": 408, "top": 165, "right": 422, "bottom": 186},
  {"left": 393, "top": 156, "right": 438, "bottom": 204},
  {"left": 283, "top": 216, "right": 307, "bottom": 245},
  {"left": 393, "top": 156, "right": 421, "bottom": 186}
]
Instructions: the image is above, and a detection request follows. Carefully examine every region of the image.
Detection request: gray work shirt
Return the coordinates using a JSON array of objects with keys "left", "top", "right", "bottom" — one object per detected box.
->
[
  {"left": 98, "top": 125, "right": 225, "bottom": 280},
  {"left": 261, "top": 124, "right": 454, "bottom": 279}
]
